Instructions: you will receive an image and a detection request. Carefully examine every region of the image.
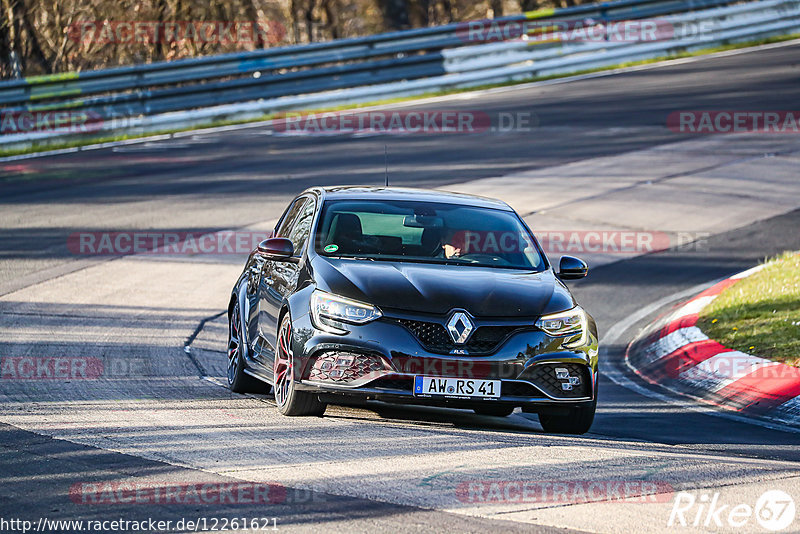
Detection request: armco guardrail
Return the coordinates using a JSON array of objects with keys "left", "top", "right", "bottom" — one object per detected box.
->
[
  {"left": 0, "top": 0, "right": 725, "bottom": 115},
  {"left": 443, "top": 0, "right": 800, "bottom": 76},
  {"left": 1, "top": 0, "right": 798, "bottom": 149},
  {"left": 0, "top": 0, "right": 716, "bottom": 108}
]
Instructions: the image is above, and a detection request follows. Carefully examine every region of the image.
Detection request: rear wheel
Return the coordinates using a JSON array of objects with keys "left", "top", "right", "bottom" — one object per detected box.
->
[
  {"left": 274, "top": 314, "right": 327, "bottom": 416},
  {"left": 538, "top": 397, "right": 596, "bottom": 435},
  {"left": 227, "top": 298, "right": 266, "bottom": 393},
  {"left": 473, "top": 405, "right": 515, "bottom": 417}
]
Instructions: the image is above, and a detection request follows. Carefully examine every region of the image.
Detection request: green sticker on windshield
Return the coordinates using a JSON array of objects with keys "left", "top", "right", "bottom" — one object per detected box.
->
[{"left": 324, "top": 244, "right": 339, "bottom": 253}]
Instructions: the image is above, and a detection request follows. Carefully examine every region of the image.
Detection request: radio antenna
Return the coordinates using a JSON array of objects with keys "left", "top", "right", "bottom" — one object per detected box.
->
[{"left": 384, "top": 145, "right": 389, "bottom": 187}]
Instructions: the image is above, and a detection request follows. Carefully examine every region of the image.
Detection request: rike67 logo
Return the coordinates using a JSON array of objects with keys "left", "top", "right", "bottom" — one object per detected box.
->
[{"left": 668, "top": 490, "right": 796, "bottom": 531}]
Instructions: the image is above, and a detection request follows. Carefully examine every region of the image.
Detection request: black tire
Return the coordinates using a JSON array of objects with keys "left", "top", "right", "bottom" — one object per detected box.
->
[
  {"left": 273, "top": 313, "right": 327, "bottom": 416},
  {"left": 227, "top": 297, "right": 267, "bottom": 394},
  {"left": 538, "top": 397, "right": 597, "bottom": 435},
  {"left": 473, "top": 405, "right": 515, "bottom": 417}
]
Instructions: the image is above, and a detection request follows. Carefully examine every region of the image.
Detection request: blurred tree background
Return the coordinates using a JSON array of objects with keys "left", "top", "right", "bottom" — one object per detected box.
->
[{"left": 0, "top": 0, "right": 587, "bottom": 78}]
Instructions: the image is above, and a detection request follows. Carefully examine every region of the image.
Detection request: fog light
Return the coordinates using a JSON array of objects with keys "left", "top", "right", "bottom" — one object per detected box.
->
[
  {"left": 308, "top": 351, "right": 390, "bottom": 383},
  {"left": 335, "top": 355, "right": 355, "bottom": 368}
]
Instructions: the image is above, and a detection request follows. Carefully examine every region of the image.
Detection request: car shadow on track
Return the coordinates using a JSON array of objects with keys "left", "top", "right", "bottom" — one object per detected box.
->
[{"left": 321, "top": 400, "right": 549, "bottom": 434}]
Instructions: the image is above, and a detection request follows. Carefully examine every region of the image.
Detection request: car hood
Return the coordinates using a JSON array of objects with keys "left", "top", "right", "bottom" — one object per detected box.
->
[{"left": 311, "top": 257, "right": 575, "bottom": 317}]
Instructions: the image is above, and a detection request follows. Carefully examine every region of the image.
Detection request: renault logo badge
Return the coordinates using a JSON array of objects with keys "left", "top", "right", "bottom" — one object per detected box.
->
[{"left": 447, "top": 311, "right": 474, "bottom": 345}]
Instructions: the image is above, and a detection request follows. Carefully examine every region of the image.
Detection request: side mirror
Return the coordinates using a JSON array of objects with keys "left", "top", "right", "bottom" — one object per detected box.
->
[
  {"left": 558, "top": 255, "right": 588, "bottom": 280},
  {"left": 256, "top": 238, "right": 296, "bottom": 262}
]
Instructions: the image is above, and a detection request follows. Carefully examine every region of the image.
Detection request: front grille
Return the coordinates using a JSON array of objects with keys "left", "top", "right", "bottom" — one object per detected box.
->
[
  {"left": 526, "top": 363, "right": 591, "bottom": 398},
  {"left": 396, "top": 319, "right": 524, "bottom": 354},
  {"left": 501, "top": 381, "right": 543, "bottom": 397}
]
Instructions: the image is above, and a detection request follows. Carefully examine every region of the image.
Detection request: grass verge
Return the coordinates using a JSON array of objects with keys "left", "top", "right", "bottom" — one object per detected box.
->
[
  {"left": 2, "top": 33, "right": 799, "bottom": 160},
  {"left": 698, "top": 252, "right": 800, "bottom": 367}
]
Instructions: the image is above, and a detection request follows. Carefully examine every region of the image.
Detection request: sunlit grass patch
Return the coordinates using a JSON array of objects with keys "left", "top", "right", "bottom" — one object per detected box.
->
[{"left": 698, "top": 252, "right": 800, "bottom": 367}]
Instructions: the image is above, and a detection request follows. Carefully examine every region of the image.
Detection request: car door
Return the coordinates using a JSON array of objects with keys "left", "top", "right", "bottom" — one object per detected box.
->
[
  {"left": 245, "top": 197, "right": 305, "bottom": 368},
  {"left": 257, "top": 196, "right": 316, "bottom": 374}
]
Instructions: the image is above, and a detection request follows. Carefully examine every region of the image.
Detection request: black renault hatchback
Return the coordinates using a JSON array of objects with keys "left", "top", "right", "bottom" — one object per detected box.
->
[{"left": 227, "top": 187, "right": 598, "bottom": 434}]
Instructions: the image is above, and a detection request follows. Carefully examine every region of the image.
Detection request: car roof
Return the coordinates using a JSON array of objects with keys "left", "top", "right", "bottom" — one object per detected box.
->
[{"left": 306, "top": 186, "right": 513, "bottom": 211}]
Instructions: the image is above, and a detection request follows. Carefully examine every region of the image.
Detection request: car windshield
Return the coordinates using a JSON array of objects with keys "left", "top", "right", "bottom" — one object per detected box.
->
[{"left": 315, "top": 199, "right": 546, "bottom": 270}]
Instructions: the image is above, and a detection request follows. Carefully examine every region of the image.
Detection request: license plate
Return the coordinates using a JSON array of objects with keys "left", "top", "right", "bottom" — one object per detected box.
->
[{"left": 414, "top": 376, "right": 501, "bottom": 399}]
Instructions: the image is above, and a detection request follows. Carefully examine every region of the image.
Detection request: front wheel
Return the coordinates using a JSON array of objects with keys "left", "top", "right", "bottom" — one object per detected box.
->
[
  {"left": 273, "top": 314, "right": 327, "bottom": 417},
  {"left": 538, "top": 397, "right": 596, "bottom": 435}
]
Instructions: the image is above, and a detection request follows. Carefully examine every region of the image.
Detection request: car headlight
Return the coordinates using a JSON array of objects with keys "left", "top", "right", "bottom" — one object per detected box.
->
[
  {"left": 311, "top": 290, "right": 382, "bottom": 334},
  {"left": 535, "top": 306, "right": 588, "bottom": 348}
]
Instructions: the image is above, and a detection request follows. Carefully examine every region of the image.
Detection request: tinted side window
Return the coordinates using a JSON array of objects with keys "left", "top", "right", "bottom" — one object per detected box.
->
[
  {"left": 286, "top": 198, "right": 316, "bottom": 254},
  {"left": 276, "top": 198, "right": 306, "bottom": 238}
]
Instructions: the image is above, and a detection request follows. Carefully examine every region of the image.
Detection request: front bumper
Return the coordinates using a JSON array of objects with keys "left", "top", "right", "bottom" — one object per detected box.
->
[{"left": 289, "top": 310, "right": 598, "bottom": 409}]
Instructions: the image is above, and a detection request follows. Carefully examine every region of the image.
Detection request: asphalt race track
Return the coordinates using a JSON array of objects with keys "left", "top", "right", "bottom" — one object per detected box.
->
[{"left": 1, "top": 42, "right": 799, "bottom": 533}]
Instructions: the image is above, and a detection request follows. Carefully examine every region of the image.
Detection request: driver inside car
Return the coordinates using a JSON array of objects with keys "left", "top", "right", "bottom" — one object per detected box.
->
[{"left": 442, "top": 228, "right": 466, "bottom": 259}]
